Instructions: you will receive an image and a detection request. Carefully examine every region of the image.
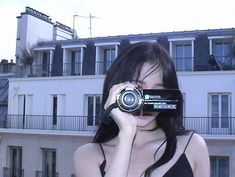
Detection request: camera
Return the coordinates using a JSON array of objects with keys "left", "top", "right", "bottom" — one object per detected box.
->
[{"left": 116, "top": 86, "right": 182, "bottom": 115}]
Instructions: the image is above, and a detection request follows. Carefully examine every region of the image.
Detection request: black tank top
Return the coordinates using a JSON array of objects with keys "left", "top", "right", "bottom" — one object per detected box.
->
[{"left": 99, "top": 133, "right": 194, "bottom": 177}]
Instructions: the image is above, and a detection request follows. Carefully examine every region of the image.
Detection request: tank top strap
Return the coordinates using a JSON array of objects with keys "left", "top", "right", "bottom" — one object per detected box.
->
[
  {"left": 183, "top": 132, "right": 194, "bottom": 153},
  {"left": 99, "top": 143, "right": 106, "bottom": 161}
]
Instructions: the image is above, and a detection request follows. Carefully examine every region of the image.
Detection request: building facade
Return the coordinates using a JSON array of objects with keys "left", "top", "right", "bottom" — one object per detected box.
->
[{"left": 0, "top": 7, "right": 235, "bottom": 177}]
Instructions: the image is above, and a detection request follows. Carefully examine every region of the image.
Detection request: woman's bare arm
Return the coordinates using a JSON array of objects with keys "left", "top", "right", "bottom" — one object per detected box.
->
[
  {"left": 190, "top": 134, "right": 210, "bottom": 177},
  {"left": 74, "top": 143, "right": 102, "bottom": 177}
]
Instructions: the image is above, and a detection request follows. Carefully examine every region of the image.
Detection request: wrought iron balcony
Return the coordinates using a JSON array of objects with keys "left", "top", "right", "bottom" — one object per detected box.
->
[
  {"left": 1, "top": 115, "right": 235, "bottom": 135},
  {"left": 184, "top": 117, "right": 235, "bottom": 135},
  {"left": 95, "top": 60, "right": 114, "bottom": 75},
  {"left": 3, "top": 167, "right": 24, "bottom": 177},
  {"left": 35, "top": 171, "right": 58, "bottom": 177},
  {"left": 5, "top": 115, "right": 98, "bottom": 132},
  {"left": 172, "top": 57, "right": 194, "bottom": 72},
  {"left": 172, "top": 55, "right": 235, "bottom": 72},
  {"left": 15, "top": 56, "right": 235, "bottom": 78}
]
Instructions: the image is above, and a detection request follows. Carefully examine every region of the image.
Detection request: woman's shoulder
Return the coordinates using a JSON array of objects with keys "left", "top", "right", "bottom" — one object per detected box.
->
[
  {"left": 74, "top": 143, "right": 103, "bottom": 165},
  {"left": 74, "top": 143, "right": 106, "bottom": 176},
  {"left": 187, "top": 132, "right": 207, "bottom": 150},
  {"left": 75, "top": 143, "right": 101, "bottom": 159},
  {"left": 177, "top": 131, "right": 208, "bottom": 153}
]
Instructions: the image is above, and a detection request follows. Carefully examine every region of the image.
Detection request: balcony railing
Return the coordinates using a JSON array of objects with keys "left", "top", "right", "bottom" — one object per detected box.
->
[
  {"left": 63, "top": 62, "right": 82, "bottom": 76},
  {"left": 15, "top": 56, "right": 235, "bottom": 78},
  {"left": 184, "top": 117, "right": 235, "bottom": 135},
  {"left": 172, "top": 57, "right": 194, "bottom": 72},
  {"left": 3, "top": 167, "right": 24, "bottom": 177},
  {"left": 5, "top": 115, "right": 98, "bottom": 132},
  {"left": 35, "top": 171, "right": 58, "bottom": 177},
  {"left": 96, "top": 60, "right": 114, "bottom": 75},
  {"left": 172, "top": 56, "right": 235, "bottom": 72},
  {"left": 1, "top": 115, "right": 235, "bottom": 135}
]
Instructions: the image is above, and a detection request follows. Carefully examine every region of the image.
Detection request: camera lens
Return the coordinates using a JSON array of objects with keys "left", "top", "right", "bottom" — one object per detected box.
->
[
  {"left": 116, "top": 87, "right": 143, "bottom": 112},
  {"left": 122, "top": 91, "right": 138, "bottom": 107}
]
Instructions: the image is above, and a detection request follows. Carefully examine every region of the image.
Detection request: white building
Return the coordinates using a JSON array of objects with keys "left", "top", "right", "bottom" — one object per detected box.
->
[{"left": 0, "top": 7, "right": 235, "bottom": 177}]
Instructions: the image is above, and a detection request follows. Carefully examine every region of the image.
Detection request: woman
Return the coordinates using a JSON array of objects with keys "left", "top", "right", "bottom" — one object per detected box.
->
[{"left": 74, "top": 42, "right": 210, "bottom": 177}]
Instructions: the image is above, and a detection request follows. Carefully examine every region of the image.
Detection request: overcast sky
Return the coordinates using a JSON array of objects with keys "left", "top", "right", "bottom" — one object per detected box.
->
[{"left": 0, "top": 0, "right": 235, "bottom": 61}]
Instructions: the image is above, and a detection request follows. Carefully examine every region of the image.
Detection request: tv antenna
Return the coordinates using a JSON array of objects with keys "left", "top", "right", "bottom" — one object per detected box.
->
[{"left": 73, "top": 13, "right": 101, "bottom": 38}]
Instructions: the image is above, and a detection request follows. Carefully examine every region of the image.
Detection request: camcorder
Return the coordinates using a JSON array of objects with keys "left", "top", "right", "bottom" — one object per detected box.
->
[{"left": 116, "top": 86, "right": 182, "bottom": 115}]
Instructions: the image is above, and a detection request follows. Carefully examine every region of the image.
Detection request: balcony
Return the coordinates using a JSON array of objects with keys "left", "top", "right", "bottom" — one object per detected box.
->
[
  {"left": 15, "top": 56, "right": 235, "bottom": 78},
  {"left": 173, "top": 55, "right": 235, "bottom": 72},
  {"left": 3, "top": 167, "right": 24, "bottom": 177},
  {"left": 172, "top": 57, "right": 194, "bottom": 71},
  {"left": 35, "top": 171, "right": 58, "bottom": 177},
  {"left": 183, "top": 117, "right": 235, "bottom": 135},
  {"left": 1, "top": 115, "right": 235, "bottom": 135},
  {"left": 96, "top": 60, "right": 114, "bottom": 75},
  {"left": 4, "top": 115, "right": 98, "bottom": 132}
]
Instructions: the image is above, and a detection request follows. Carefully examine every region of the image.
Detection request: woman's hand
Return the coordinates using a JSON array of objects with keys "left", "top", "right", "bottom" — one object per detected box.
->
[{"left": 104, "top": 82, "right": 137, "bottom": 139}]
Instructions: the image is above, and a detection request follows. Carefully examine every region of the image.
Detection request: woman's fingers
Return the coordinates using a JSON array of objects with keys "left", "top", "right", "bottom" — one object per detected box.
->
[
  {"left": 104, "top": 82, "right": 138, "bottom": 137},
  {"left": 105, "top": 82, "right": 134, "bottom": 109}
]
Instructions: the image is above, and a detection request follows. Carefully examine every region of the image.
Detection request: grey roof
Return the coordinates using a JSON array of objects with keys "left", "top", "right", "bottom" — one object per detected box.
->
[{"left": 37, "top": 27, "right": 235, "bottom": 46}]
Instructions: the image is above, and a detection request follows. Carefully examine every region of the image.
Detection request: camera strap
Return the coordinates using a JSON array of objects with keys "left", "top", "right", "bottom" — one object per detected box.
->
[
  {"left": 100, "top": 102, "right": 118, "bottom": 124},
  {"left": 105, "top": 102, "right": 118, "bottom": 115}
]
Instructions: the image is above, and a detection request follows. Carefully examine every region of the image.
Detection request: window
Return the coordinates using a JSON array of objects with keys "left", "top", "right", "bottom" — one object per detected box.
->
[
  {"left": 86, "top": 95, "right": 101, "bottom": 126},
  {"left": 209, "top": 37, "right": 234, "bottom": 70},
  {"left": 7, "top": 146, "right": 23, "bottom": 177},
  {"left": 17, "top": 95, "right": 33, "bottom": 128},
  {"left": 53, "top": 96, "right": 57, "bottom": 125},
  {"left": 209, "top": 93, "right": 230, "bottom": 129},
  {"left": 210, "top": 156, "right": 229, "bottom": 177},
  {"left": 42, "top": 149, "right": 57, "bottom": 177},
  {"left": 169, "top": 38, "right": 194, "bottom": 72},
  {"left": 42, "top": 52, "right": 50, "bottom": 76},
  {"left": 95, "top": 43, "right": 119, "bottom": 75},
  {"left": 213, "top": 42, "right": 233, "bottom": 66},
  {"left": 71, "top": 50, "right": 82, "bottom": 75},
  {"left": 174, "top": 44, "right": 192, "bottom": 71},
  {"left": 209, "top": 93, "right": 231, "bottom": 134},
  {"left": 182, "top": 93, "right": 186, "bottom": 117},
  {"left": 103, "top": 48, "right": 115, "bottom": 73}
]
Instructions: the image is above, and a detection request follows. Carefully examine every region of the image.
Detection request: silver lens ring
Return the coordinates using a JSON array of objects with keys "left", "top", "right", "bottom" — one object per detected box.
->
[{"left": 116, "top": 87, "right": 143, "bottom": 112}]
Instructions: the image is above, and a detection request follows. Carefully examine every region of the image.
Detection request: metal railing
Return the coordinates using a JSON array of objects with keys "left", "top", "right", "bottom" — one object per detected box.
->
[
  {"left": 62, "top": 62, "right": 82, "bottom": 76},
  {"left": 3, "top": 167, "right": 24, "bottom": 177},
  {"left": 95, "top": 60, "right": 114, "bottom": 75},
  {"left": 184, "top": 117, "right": 235, "bottom": 135},
  {"left": 172, "top": 56, "right": 235, "bottom": 72},
  {"left": 172, "top": 57, "right": 194, "bottom": 72},
  {"left": 2, "top": 115, "right": 235, "bottom": 135},
  {"left": 15, "top": 56, "right": 235, "bottom": 78},
  {"left": 5, "top": 115, "right": 98, "bottom": 132},
  {"left": 35, "top": 171, "right": 58, "bottom": 177}
]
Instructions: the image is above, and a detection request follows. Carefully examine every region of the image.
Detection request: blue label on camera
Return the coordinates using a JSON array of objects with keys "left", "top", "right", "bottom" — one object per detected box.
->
[{"left": 144, "top": 95, "right": 150, "bottom": 99}]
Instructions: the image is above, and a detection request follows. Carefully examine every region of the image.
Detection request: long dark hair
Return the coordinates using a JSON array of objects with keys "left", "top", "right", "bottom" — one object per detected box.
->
[{"left": 93, "top": 42, "right": 187, "bottom": 177}]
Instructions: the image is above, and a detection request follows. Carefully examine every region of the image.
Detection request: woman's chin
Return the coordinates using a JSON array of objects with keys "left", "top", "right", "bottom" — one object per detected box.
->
[{"left": 135, "top": 116, "right": 156, "bottom": 128}]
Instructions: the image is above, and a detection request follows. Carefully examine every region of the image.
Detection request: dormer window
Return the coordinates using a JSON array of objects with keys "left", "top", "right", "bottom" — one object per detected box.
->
[
  {"left": 95, "top": 42, "right": 119, "bottom": 75},
  {"left": 169, "top": 38, "right": 195, "bottom": 71},
  {"left": 209, "top": 36, "right": 234, "bottom": 70},
  {"left": 33, "top": 46, "right": 55, "bottom": 77},
  {"left": 62, "top": 45, "right": 86, "bottom": 76}
]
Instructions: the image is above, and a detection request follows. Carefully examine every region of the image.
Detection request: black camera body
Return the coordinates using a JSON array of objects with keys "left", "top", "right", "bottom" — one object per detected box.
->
[{"left": 116, "top": 86, "right": 182, "bottom": 115}]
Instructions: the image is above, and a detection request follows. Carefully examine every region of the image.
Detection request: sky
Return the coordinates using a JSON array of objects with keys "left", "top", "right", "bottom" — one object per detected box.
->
[{"left": 0, "top": 0, "right": 235, "bottom": 61}]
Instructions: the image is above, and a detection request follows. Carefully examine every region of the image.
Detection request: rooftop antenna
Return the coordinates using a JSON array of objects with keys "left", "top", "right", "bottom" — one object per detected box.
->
[{"left": 73, "top": 13, "right": 101, "bottom": 38}]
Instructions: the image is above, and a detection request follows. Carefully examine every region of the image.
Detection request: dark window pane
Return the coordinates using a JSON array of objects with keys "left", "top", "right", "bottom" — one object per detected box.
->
[
  {"left": 210, "top": 156, "right": 229, "bottom": 177},
  {"left": 95, "top": 96, "right": 101, "bottom": 125},
  {"left": 87, "top": 97, "right": 94, "bottom": 126},
  {"left": 53, "top": 96, "right": 57, "bottom": 125},
  {"left": 218, "top": 157, "right": 229, "bottom": 177}
]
